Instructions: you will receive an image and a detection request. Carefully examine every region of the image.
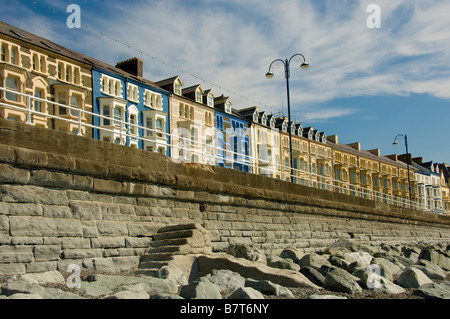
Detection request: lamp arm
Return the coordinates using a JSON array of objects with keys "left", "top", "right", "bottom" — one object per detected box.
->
[
  {"left": 267, "top": 59, "right": 286, "bottom": 73},
  {"left": 288, "top": 53, "right": 307, "bottom": 64}
]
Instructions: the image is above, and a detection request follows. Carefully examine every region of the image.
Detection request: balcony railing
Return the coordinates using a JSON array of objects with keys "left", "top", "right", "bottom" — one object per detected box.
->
[{"left": 0, "top": 86, "right": 447, "bottom": 215}]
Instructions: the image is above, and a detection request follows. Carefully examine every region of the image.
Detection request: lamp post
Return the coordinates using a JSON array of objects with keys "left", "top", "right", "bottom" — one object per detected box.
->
[
  {"left": 266, "top": 53, "right": 309, "bottom": 183},
  {"left": 393, "top": 134, "right": 412, "bottom": 209}
]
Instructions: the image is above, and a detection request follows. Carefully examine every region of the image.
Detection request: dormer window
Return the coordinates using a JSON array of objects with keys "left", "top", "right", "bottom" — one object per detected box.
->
[
  {"left": 261, "top": 114, "right": 267, "bottom": 126},
  {"left": 207, "top": 94, "right": 214, "bottom": 107},
  {"left": 195, "top": 91, "right": 203, "bottom": 104},
  {"left": 225, "top": 101, "right": 232, "bottom": 114},
  {"left": 308, "top": 131, "right": 313, "bottom": 139},
  {"left": 252, "top": 111, "right": 258, "bottom": 123},
  {"left": 282, "top": 122, "right": 287, "bottom": 132},
  {"left": 290, "top": 123, "right": 295, "bottom": 134},
  {"left": 174, "top": 78, "right": 183, "bottom": 95},
  {"left": 297, "top": 126, "right": 303, "bottom": 136},
  {"left": 270, "top": 118, "right": 275, "bottom": 128}
]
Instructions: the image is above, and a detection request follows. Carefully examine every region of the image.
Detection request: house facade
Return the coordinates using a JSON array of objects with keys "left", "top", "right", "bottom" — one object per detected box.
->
[
  {"left": 92, "top": 58, "right": 170, "bottom": 155},
  {"left": 0, "top": 21, "right": 92, "bottom": 136}
]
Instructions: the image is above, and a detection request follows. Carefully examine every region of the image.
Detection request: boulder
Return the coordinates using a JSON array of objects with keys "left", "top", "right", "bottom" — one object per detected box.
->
[
  {"left": 370, "top": 257, "right": 402, "bottom": 281},
  {"left": 360, "top": 272, "right": 406, "bottom": 294},
  {"left": 299, "top": 266, "right": 325, "bottom": 287},
  {"left": 158, "top": 265, "right": 188, "bottom": 286},
  {"left": 227, "top": 287, "right": 264, "bottom": 299},
  {"left": 204, "top": 269, "right": 245, "bottom": 293},
  {"left": 328, "top": 256, "right": 352, "bottom": 270},
  {"left": 412, "top": 260, "right": 446, "bottom": 280},
  {"left": 227, "top": 244, "right": 266, "bottom": 263},
  {"left": 413, "top": 282, "right": 450, "bottom": 299},
  {"left": 297, "top": 253, "right": 332, "bottom": 270},
  {"left": 118, "top": 277, "right": 178, "bottom": 295},
  {"left": 179, "top": 277, "right": 222, "bottom": 299},
  {"left": 19, "top": 271, "right": 65, "bottom": 285},
  {"left": 396, "top": 267, "right": 433, "bottom": 288},
  {"left": 0, "top": 279, "right": 83, "bottom": 299},
  {"left": 280, "top": 247, "right": 304, "bottom": 263},
  {"left": 323, "top": 268, "right": 362, "bottom": 294},
  {"left": 244, "top": 278, "right": 294, "bottom": 298},
  {"left": 419, "top": 248, "right": 450, "bottom": 271},
  {"left": 266, "top": 254, "right": 300, "bottom": 271}
]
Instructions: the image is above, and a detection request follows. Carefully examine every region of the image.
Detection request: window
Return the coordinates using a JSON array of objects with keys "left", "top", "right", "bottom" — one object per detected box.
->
[
  {"left": 103, "top": 105, "right": 111, "bottom": 126},
  {"left": 195, "top": 91, "right": 202, "bottom": 103},
  {"left": 58, "top": 63, "right": 63, "bottom": 80},
  {"left": 129, "top": 114, "right": 137, "bottom": 134},
  {"left": 32, "top": 54, "right": 38, "bottom": 70},
  {"left": 146, "top": 118, "right": 153, "bottom": 136},
  {"left": 127, "top": 83, "right": 138, "bottom": 102},
  {"left": 225, "top": 101, "right": 231, "bottom": 114},
  {"left": 34, "top": 89, "right": 43, "bottom": 112},
  {"left": 73, "top": 68, "right": 79, "bottom": 84},
  {"left": 253, "top": 111, "right": 258, "bottom": 123},
  {"left": 101, "top": 75, "right": 121, "bottom": 98},
  {"left": 113, "top": 107, "right": 122, "bottom": 126},
  {"left": 70, "top": 95, "right": 81, "bottom": 116},
  {"left": 215, "top": 115, "right": 223, "bottom": 130},
  {"left": 189, "top": 106, "right": 194, "bottom": 120},
  {"left": 145, "top": 90, "right": 162, "bottom": 109},
  {"left": 65, "top": 66, "right": 71, "bottom": 82},
  {"left": 57, "top": 92, "right": 67, "bottom": 115},
  {"left": 10, "top": 47, "right": 17, "bottom": 64},
  {"left": 207, "top": 95, "right": 214, "bottom": 107},
  {"left": 0, "top": 44, "right": 6, "bottom": 61},
  {"left": 179, "top": 103, "right": 184, "bottom": 117},
  {"left": 5, "top": 77, "right": 19, "bottom": 102},
  {"left": 174, "top": 82, "right": 182, "bottom": 95},
  {"left": 40, "top": 56, "right": 45, "bottom": 73},
  {"left": 156, "top": 119, "right": 163, "bottom": 138}
]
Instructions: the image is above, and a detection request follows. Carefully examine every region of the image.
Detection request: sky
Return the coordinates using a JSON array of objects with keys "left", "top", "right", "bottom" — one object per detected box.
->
[{"left": 1, "top": 0, "right": 449, "bottom": 163}]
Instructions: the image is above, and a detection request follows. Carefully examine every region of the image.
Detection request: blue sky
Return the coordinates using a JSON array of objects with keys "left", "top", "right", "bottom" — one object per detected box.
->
[{"left": 1, "top": 0, "right": 449, "bottom": 163}]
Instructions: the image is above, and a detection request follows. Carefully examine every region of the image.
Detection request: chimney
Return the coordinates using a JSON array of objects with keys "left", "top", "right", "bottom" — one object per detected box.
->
[
  {"left": 327, "top": 135, "right": 338, "bottom": 144},
  {"left": 347, "top": 142, "right": 361, "bottom": 151},
  {"left": 368, "top": 149, "right": 381, "bottom": 157},
  {"left": 413, "top": 157, "right": 423, "bottom": 164},
  {"left": 116, "top": 57, "right": 143, "bottom": 78},
  {"left": 386, "top": 154, "right": 398, "bottom": 161}
]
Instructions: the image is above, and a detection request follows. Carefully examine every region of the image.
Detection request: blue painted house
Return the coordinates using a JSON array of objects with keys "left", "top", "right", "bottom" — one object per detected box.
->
[
  {"left": 213, "top": 94, "right": 250, "bottom": 172},
  {"left": 91, "top": 57, "right": 170, "bottom": 156}
]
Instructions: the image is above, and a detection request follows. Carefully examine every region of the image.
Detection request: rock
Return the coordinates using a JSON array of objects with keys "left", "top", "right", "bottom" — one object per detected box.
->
[
  {"left": 204, "top": 269, "right": 245, "bottom": 293},
  {"left": 328, "top": 256, "right": 352, "bottom": 270},
  {"left": 227, "top": 244, "right": 266, "bottom": 263},
  {"left": 299, "top": 266, "right": 325, "bottom": 287},
  {"left": 197, "top": 254, "right": 319, "bottom": 289},
  {"left": 118, "top": 277, "right": 178, "bottom": 295},
  {"left": 104, "top": 290, "right": 150, "bottom": 299},
  {"left": 396, "top": 267, "right": 433, "bottom": 288},
  {"left": 280, "top": 247, "right": 304, "bottom": 263},
  {"left": 245, "top": 278, "right": 294, "bottom": 298},
  {"left": 266, "top": 254, "right": 300, "bottom": 271},
  {"left": 297, "top": 253, "right": 332, "bottom": 270},
  {"left": 150, "top": 293, "right": 185, "bottom": 299},
  {"left": 323, "top": 268, "right": 362, "bottom": 294},
  {"left": 419, "top": 248, "right": 450, "bottom": 271},
  {"left": 412, "top": 260, "right": 446, "bottom": 280},
  {"left": 347, "top": 260, "right": 370, "bottom": 274},
  {"left": 158, "top": 265, "right": 188, "bottom": 286},
  {"left": 360, "top": 272, "right": 406, "bottom": 294},
  {"left": 179, "top": 277, "right": 222, "bottom": 299},
  {"left": 227, "top": 287, "right": 264, "bottom": 299},
  {"left": 0, "top": 279, "right": 83, "bottom": 299},
  {"left": 19, "top": 271, "right": 65, "bottom": 285},
  {"left": 413, "top": 282, "right": 450, "bottom": 299},
  {"left": 370, "top": 257, "right": 402, "bottom": 281},
  {"left": 79, "top": 281, "right": 112, "bottom": 297},
  {"left": 307, "top": 294, "right": 347, "bottom": 299}
]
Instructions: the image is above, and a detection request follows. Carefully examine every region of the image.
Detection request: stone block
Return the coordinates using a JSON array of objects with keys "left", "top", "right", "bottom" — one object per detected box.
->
[
  {"left": 125, "top": 237, "right": 152, "bottom": 248},
  {"left": 42, "top": 205, "right": 72, "bottom": 218},
  {"left": 69, "top": 201, "right": 102, "bottom": 220},
  {"left": 0, "top": 185, "right": 68, "bottom": 206},
  {"left": 34, "top": 245, "right": 61, "bottom": 262},
  {"left": 25, "top": 261, "right": 58, "bottom": 273},
  {"left": 14, "top": 147, "right": 48, "bottom": 167},
  {"left": 82, "top": 226, "right": 98, "bottom": 238},
  {"left": 62, "top": 249, "right": 103, "bottom": 259},
  {"left": 0, "top": 246, "right": 34, "bottom": 263},
  {"left": 0, "top": 203, "right": 43, "bottom": 216},
  {"left": 127, "top": 223, "right": 159, "bottom": 237},
  {"left": 30, "top": 170, "right": 74, "bottom": 188},
  {"left": 0, "top": 163, "right": 30, "bottom": 184},
  {"left": 9, "top": 216, "right": 83, "bottom": 238},
  {"left": 0, "top": 262, "right": 26, "bottom": 274},
  {"left": 96, "top": 221, "right": 129, "bottom": 237},
  {"left": 91, "top": 237, "right": 126, "bottom": 249},
  {"left": 93, "top": 178, "right": 123, "bottom": 194},
  {"left": 61, "top": 238, "right": 91, "bottom": 250}
]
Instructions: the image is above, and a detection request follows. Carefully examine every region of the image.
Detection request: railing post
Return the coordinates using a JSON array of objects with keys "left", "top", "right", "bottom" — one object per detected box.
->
[
  {"left": 26, "top": 94, "right": 32, "bottom": 125},
  {"left": 77, "top": 109, "right": 82, "bottom": 136}
]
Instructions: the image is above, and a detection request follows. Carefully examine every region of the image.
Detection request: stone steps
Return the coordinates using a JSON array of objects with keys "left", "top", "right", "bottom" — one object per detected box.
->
[{"left": 137, "top": 223, "right": 212, "bottom": 276}]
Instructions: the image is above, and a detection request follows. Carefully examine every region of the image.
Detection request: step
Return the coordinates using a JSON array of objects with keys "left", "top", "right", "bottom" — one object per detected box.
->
[
  {"left": 150, "top": 237, "right": 190, "bottom": 248},
  {"left": 132, "top": 269, "right": 159, "bottom": 277},
  {"left": 140, "top": 252, "right": 175, "bottom": 262},
  {"left": 138, "top": 260, "right": 169, "bottom": 270},
  {"left": 152, "top": 229, "right": 196, "bottom": 241},
  {"left": 157, "top": 223, "right": 202, "bottom": 234},
  {"left": 147, "top": 245, "right": 183, "bottom": 254}
]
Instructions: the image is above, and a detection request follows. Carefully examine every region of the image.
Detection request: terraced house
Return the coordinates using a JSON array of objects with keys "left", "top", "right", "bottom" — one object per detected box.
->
[
  {"left": 0, "top": 21, "right": 93, "bottom": 136},
  {"left": 92, "top": 57, "right": 170, "bottom": 155},
  {"left": 156, "top": 76, "right": 215, "bottom": 165}
]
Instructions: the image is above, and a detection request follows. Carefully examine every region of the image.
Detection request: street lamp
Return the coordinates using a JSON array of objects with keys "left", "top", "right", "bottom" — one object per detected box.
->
[
  {"left": 393, "top": 134, "right": 412, "bottom": 209},
  {"left": 266, "top": 53, "right": 309, "bottom": 183}
]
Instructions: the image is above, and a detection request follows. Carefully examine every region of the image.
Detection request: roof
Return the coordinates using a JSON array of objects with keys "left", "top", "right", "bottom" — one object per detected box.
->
[{"left": 0, "top": 20, "right": 167, "bottom": 92}]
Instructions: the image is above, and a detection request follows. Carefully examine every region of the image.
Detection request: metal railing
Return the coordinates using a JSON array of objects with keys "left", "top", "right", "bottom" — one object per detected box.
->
[{"left": 0, "top": 86, "right": 447, "bottom": 215}]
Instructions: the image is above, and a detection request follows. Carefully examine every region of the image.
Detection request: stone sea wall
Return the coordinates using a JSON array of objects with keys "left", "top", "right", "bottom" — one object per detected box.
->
[{"left": 1, "top": 118, "right": 450, "bottom": 274}]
